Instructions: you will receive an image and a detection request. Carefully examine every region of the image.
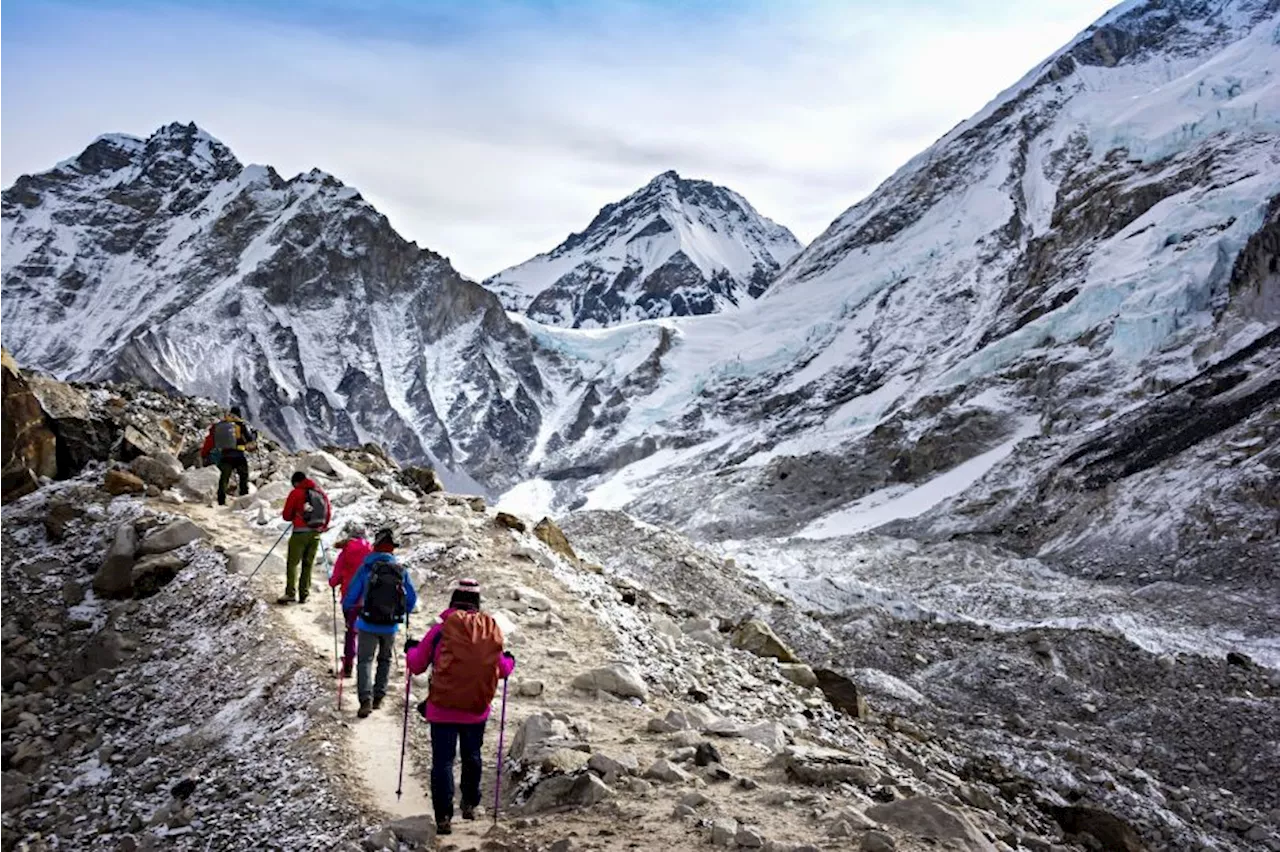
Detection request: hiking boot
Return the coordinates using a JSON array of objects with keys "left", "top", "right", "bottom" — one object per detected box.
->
[
  {"left": 461, "top": 803, "right": 476, "bottom": 821},
  {"left": 371, "top": 696, "right": 384, "bottom": 710},
  {"left": 275, "top": 595, "right": 295, "bottom": 605},
  {"left": 340, "top": 664, "right": 353, "bottom": 679},
  {"left": 298, "top": 595, "right": 308, "bottom": 605},
  {"left": 357, "top": 700, "right": 372, "bottom": 718},
  {"left": 436, "top": 818, "right": 452, "bottom": 836}
]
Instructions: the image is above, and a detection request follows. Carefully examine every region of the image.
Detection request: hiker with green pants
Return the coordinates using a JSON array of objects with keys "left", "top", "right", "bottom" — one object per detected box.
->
[{"left": 278, "top": 471, "right": 331, "bottom": 605}]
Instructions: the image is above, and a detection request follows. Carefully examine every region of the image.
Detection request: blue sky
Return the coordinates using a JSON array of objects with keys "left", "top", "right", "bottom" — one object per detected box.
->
[{"left": 1, "top": 0, "right": 1117, "bottom": 278}]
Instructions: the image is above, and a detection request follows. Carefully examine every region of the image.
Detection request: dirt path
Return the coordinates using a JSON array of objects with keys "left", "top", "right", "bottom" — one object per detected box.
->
[{"left": 181, "top": 503, "right": 434, "bottom": 820}]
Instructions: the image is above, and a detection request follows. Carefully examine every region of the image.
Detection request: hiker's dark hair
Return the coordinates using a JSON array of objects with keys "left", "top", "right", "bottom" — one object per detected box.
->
[
  {"left": 229, "top": 405, "right": 242, "bottom": 416},
  {"left": 291, "top": 471, "right": 306, "bottom": 485}
]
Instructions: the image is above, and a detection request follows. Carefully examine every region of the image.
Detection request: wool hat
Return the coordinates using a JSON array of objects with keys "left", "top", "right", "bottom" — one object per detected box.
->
[
  {"left": 374, "top": 528, "right": 399, "bottom": 549},
  {"left": 449, "top": 577, "right": 481, "bottom": 611}
]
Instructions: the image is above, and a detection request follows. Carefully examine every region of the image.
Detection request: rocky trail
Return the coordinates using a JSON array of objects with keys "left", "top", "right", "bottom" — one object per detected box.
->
[{"left": 3, "top": 370, "right": 1279, "bottom": 852}]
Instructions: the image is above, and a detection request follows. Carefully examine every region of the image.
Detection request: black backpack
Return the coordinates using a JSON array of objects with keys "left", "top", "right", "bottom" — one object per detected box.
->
[
  {"left": 361, "top": 560, "right": 406, "bottom": 626},
  {"left": 301, "top": 488, "right": 327, "bottom": 530}
]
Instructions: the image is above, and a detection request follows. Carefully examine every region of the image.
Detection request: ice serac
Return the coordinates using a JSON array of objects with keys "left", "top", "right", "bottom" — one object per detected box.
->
[
  {"left": 524, "top": 0, "right": 1280, "bottom": 583},
  {"left": 1, "top": 122, "right": 548, "bottom": 489},
  {"left": 483, "top": 170, "right": 801, "bottom": 328}
]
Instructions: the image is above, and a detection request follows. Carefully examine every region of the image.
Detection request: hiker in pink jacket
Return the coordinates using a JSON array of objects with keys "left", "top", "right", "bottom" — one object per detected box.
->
[
  {"left": 328, "top": 523, "right": 371, "bottom": 678},
  {"left": 404, "top": 579, "right": 514, "bottom": 836}
]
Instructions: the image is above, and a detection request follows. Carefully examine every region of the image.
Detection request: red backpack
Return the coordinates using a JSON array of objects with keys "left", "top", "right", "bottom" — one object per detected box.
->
[{"left": 428, "top": 611, "right": 504, "bottom": 714}]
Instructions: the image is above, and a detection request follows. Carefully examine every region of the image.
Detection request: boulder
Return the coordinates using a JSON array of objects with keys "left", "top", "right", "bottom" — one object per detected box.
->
[
  {"left": 467, "top": 496, "right": 486, "bottom": 512},
  {"left": 138, "top": 520, "right": 208, "bottom": 555},
  {"left": 131, "top": 553, "right": 185, "bottom": 598},
  {"left": 44, "top": 499, "right": 85, "bottom": 542},
  {"left": 398, "top": 465, "right": 444, "bottom": 495},
  {"left": 1, "top": 770, "right": 31, "bottom": 811},
  {"left": 815, "top": 668, "right": 870, "bottom": 720},
  {"left": 730, "top": 619, "right": 799, "bottom": 663},
  {"left": 26, "top": 372, "right": 116, "bottom": 475},
  {"left": 120, "top": 421, "right": 180, "bottom": 461},
  {"left": 778, "top": 746, "right": 883, "bottom": 786},
  {"left": 520, "top": 773, "right": 612, "bottom": 813},
  {"left": 861, "top": 831, "right": 897, "bottom": 852},
  {"left": 177, "top": 467, "right": 221, "bottom": 502},
  {"left": 778, "top": 663, "right": 818, "bottom": 689},
  {"left": 496, "top": 511, "right": 528, "bottom": 533},
  {"left": 571, "top": 664, "right": 648, "bottom": 700},
  {"left": 380, "top": 482, "right": 417, "bottom": 505},
  {"left": 1048, "top": 805, "right": 1148, "bottom": 852},
  {"left": 542, "top": 749, "right": 591, "bottom": 774},
  {"left": 94, "top": 522, "right": 138, "bottom": 597},
  {"left": 645, "top": 759, "right": 692, "bottom": 784},
  {"left": 740, "top": 721, "right": 788, "bottom": 752},
  {"left": 864, "top": 798, "right": 996, "bottom": 852},
  {"left": 711, "top": 819, "right": 739, "bottom": 847},
  {"left": 508, "top": 713, "right": 577, "bottom": 764},
  {"left": 1, "top": 351, "right": 58, "bottom": 503},
  {"left": 103, "top": 468, "right": 146, "bottom": 495},
  {"left": 381, "top": 815, "right": 435, "bottom": 848},
  {"left": 129, "top": 454, "right": 183, "bottom": 489},
  {"left": 303, "top": 450, "right": 364, "bottom": 483},
  {"left": 533, "top": 517, "right": 578, "bottom": 561}
]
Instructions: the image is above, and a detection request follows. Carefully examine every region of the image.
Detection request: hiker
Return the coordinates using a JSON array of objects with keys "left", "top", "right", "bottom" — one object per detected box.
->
[
  {"left": 279, "top": 471, "right": 331, "bottom": 605},
  {"left": 199, "top": 406, "right": 257, "bottom": 506},
  {"left": 404, "top": 578, "right": 514, "bottom": 836},
  {"left": 343, "top": 528, "right": 417, "bottom": 718},
  {"left": 328, "top": 522, "right": 371, "bottom": 678}
]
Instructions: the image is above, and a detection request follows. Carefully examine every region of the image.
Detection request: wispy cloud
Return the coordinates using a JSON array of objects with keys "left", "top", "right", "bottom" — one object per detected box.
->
[{"left": 1, "top": 0, "right": 1117, "bottom": 278}]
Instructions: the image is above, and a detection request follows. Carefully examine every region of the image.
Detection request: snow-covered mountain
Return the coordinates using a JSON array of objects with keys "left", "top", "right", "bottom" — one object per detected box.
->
[
  {"left": 508, "top": 0, "right": 1279, "bottom": 583},
  {"left": 1, "top": 122, "right": 553, "bottom": 489},
  {"left": 483, "top": 170, "right": 801, "bottom": 327}
]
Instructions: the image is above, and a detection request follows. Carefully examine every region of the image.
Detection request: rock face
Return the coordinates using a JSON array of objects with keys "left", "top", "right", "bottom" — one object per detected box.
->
[
  {"left": 1, "top": 350, "right": 57, "bottom": 502},
  {"left": 484, "top": 170, "right": 801, "bottom": 328},
  {"left": 0, "top": 122, "right": 552, "bottom": 490}
]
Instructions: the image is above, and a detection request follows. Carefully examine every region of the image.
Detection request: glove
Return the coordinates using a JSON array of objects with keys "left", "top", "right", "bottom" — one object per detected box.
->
[{"left": 404, "top": 638, "right": 420, "bottom": 653}]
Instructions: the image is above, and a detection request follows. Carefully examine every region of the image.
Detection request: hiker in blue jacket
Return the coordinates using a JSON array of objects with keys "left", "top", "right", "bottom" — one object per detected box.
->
[{"left": 343, "top": 528, "right": 418, "bottom": 718}]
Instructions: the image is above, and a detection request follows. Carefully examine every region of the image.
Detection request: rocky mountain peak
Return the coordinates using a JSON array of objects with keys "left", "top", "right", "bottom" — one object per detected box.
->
[{"left": 484, "top": 171, "right": 801, "bottom": 327}]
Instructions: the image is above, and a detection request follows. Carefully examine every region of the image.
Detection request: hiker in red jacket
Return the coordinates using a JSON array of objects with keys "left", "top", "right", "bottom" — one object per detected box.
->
[
  {"left": 278, "top": 471, "right": 331, "bottom": 605},
  {"left": 329, "top": 522, "right": 371, "bottom": 677},
  {"left": 404, "top": 579, "right": 514, "bottom": 835}
]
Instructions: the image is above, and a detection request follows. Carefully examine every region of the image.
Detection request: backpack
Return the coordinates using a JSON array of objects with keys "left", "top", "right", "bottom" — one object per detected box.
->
[
  {"left": 301, "top": 488, "right": 327, "bottom": 530},
  {"left": 428, "top": 610, "right": 504, "bottom": 714},
  {"left": 360, "top": 560, "right": 406, "bottom": 626},
  {"left": 212, "top": 420, "right": 241, "bottom": 450}
]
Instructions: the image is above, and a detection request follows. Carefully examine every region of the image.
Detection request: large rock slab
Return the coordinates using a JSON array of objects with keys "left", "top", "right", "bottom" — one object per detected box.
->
[
  {"left": 103, "top": 468, "right": 147, "bottom": 495},
  {"left": 1, "top": 351, "right": 58, "bottom": 502},
  {"left": 534, "top": 517, "right": 578, "bottom": 561},
  {"left": 778, "top": 746, "right": 882, "bottom": 786},
  {"left": 380, "top": 815, "right": 435, "bottom": 848},
  {"left": 177, "top": 467, "right": 221, "bottom": 502},
  {"left": 572, "top": 664, "right": 648, "bottom": 700},
  {"left": 234, "top": 479, "right": 291, "bottom": 509},
  {"left": 865, "top": 798, "right": 996, "bottom": 852},
  {"left": 94, "top": 522, "right": 138, "bottom": 597},
  {"left": 519, "top": 773, "right": 612, "bottom": 813},
  {"left": 731, "top": 619, "right": 799, "bottom": 663},
  {"left": 129, "top": 454, "right": 183, "bottom": 489},
  {"left": 138, "top": 520, "right": 208, "bottom": 555},
  {"left": 398, "top": 465, "right": 444, "bottom": 495},
  {"left": 131, "top": 553, "right": 185, "bottom": 598}
]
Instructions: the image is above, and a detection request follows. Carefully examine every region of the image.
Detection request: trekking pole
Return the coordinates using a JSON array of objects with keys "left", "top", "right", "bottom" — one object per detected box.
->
[
  {"left": 248, "top": 526, "right": 291, "bottom": 580},
  {"left": 331, "top": 586, "right": 342, "bottom": 709},
  {"left": 493, "top": 676, "right": 510, "bottom": 825},
  {"left": 396, "top": 613, "right": 412, "bottom": 801}
]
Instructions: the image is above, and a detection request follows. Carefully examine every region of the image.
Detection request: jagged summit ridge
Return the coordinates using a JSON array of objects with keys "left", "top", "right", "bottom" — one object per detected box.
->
[{"left": 483, "top": 169, "right": 801, "bottom": 328}]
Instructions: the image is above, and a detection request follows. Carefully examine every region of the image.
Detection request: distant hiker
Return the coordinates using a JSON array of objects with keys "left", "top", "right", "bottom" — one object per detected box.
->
[
  {"left": 404, "top": 578, "right": 514, "bottom": 835},
  {"left": 329, "top": 522, "right": 372, "bottom": 678},
  {"left": 279, "top": 471, "right": 331, "bottom": 605},
  {"left": 199, "top": 406, "right": 257, "bottom": 506},
  {"left": 343, "top": 528, "right": 417, "bottom": 718}
]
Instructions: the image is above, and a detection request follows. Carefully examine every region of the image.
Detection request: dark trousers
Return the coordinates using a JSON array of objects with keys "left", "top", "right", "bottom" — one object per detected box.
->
[
  {"left": 216, "top": 455, "right": 249, "bottom": 504},
  {"left": 341, "top": 608, "right": 358, "bottom": 673},
  {"left": 430, "top": 722, "right": 486, "bottom": 822},
  {"left": 356, "top": 631, "right": 394, "bottom": 702}
]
